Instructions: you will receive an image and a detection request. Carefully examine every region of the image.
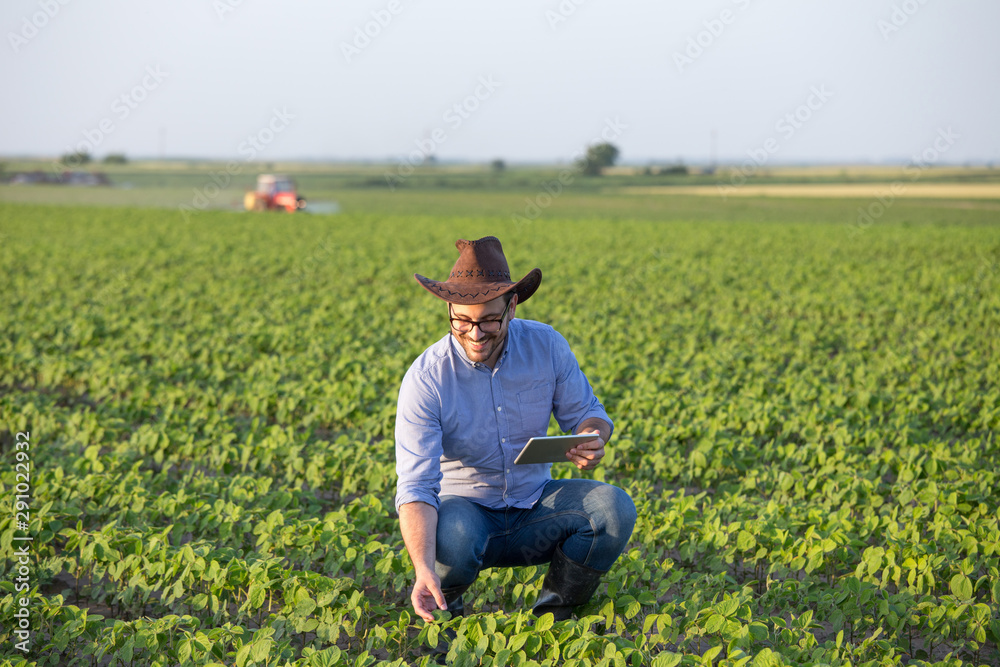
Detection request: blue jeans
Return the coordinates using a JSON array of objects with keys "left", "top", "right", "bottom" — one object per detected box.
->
[{"left": 435, "top": 479, "right": 637, "bottom": 589}]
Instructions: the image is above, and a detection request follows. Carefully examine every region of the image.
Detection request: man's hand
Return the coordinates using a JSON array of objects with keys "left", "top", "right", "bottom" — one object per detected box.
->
[
  {"left": 567, "top": 428, "right": 605, "bottom": 471},
  {"left": 399, "top": 502, "right": 446, "bottom": 622},
  {"left": 411, "top": 570, "right": 447, "bottom": 623}
]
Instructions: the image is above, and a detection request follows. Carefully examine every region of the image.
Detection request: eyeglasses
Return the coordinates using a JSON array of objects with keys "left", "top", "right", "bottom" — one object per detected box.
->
[{"left": 449, "top": 299, "right": 511, "bottom": 334}]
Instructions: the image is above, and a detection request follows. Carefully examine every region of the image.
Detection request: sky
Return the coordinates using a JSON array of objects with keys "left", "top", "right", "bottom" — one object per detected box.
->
[{"left": 3, "top": 0, "right": 999, "bottom": 166}]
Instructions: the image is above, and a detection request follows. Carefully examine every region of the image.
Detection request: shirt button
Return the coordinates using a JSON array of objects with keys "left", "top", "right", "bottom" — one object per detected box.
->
[
  {"left": 497, "top": 406, "right": 502, "bottom": 411},
  {"left": 506, "top": 469, "right": 511, "bottom": 473},
  {"left": 502, "top": 438, "right": 506, "bottom": 443}
]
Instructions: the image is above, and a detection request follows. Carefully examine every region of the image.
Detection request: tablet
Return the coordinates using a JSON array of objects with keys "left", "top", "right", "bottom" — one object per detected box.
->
[{"left": 513, "top": 434, "right": 600, "bottom": 465}]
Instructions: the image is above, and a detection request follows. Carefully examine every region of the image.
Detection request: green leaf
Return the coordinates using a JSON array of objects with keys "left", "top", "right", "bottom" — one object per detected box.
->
[
  {"left": 235, "top": 643, "right": 252, "bottom": 667},
  {"left": 748, "top": 622, "right": 768, "bottom": 641},
  {"left": 294, "top": 596, "right": 317, "bottom": 616},
  {"left": 643, "top": 614, "right": 658, "bottom": 635},
  {"left": 752, "top": 647, "right": 778, "bottom": 667},
  {"left": 703, "top": 645, "right": 722, "bottom": 663},
  {"left": 704, "top": 614, "right": 725, "bottom": 634},
  {"left": 508, "top": 632, "right": 529, "bottom": 653},
  {"left": 475, "top": 635, "right": 490, "bottom": 658},
  {"left": 248, "top": 584, "right": 266, "bottom": 609},
  {"left": 120, "top": 636, "right": 135, "bottom": 663},
  {"left": 177, "top": 639, "right": 192, "bottom": 664},
  {"left": 651, "top": 653, "right": 682, "bottom": 667},
  {"left": 309, "top": 647, "right": 343, "bottom": 667},
  {"left": 950, "top": 573, "right": 973, "bottom": 600},
  {"left": 171, "top": 580, "right": 184, "bottom": 601},
  {"left": 989, "top": 619, "right": 1000, "bottom": 643},
  {"left": 736, "top": 531, "right": 756, "bottom": 551},
  {"left": 715, "top": 597, "right": 739, "bottom": 618},
  {"left": 249, "top": 638, "right": 272, "bottom": 663}
]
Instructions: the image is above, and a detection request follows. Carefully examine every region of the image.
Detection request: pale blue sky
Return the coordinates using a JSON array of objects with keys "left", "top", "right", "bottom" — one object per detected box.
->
[{"left": 3, "top": 0, "right": 998, "bottom": 164}]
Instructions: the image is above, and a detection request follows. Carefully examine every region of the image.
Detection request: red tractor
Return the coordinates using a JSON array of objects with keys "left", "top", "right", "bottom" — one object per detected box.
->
[{"left": 244, "top": 174, "right": 306, "bottom": 212}]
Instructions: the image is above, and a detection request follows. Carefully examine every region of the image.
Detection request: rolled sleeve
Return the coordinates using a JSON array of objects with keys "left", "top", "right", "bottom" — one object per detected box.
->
[
  {"left": 551, "top": 331, "right": 614, "bottom": 437},
  {"left": 394, "top": 368, "right": 444, "bottom": 512}
]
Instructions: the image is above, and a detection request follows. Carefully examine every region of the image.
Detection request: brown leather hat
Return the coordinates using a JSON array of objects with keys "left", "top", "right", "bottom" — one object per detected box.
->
[{"left": 415, "top": 236, "right": 542, "bottom": 305}]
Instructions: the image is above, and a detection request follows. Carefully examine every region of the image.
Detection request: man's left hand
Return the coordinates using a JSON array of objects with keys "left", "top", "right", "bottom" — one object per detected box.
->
[{"left": 567, "top": 429, "right": 605, "bottom": 471}]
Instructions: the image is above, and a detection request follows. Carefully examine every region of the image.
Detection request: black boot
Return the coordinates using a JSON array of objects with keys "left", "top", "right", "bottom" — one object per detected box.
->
[
  {"left": 441, "top": 584, "right": 470, "bottom": 618},
  {"left": 532, "top": 546, "right": 605, "bottom": 621}
]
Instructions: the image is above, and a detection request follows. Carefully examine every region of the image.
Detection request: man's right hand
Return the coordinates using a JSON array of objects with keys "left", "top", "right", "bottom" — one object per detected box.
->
[
  {"left": 399, "top": 501, "right": 446, "bottom": 622},
  {"left": 411, "top": 571, "right": 447, "bottom": 622}
]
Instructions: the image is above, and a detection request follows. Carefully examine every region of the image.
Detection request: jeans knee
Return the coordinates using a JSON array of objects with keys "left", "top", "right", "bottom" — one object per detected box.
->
[
  {"left": 616, "top": 487, "right": 637, "bottom": 539},
  {"left": 590, "top": 484, "right": 636, "bottom": 543}
]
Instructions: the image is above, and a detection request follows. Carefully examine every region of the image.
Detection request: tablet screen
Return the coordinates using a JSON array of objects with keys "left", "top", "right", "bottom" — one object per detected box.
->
[{"left": 513, "top": 434, "right": 599, "bottom": 465}]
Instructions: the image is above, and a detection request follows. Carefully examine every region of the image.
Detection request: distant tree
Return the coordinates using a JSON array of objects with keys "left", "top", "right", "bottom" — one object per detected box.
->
[
  {"left": 577, "top": 142, "right": 619, "bottom": 176},
  {"left": 490, "top": 159, "right": 506, "bottom": 173},
  {"left": 60, "top": 150, "right": 92, "bottom": 167},
  {"left": 103, "top": 153, "right": 128, "bottom": 164},
  {"left": 660, "top": 163, "right": 689, "bottom": 175}
]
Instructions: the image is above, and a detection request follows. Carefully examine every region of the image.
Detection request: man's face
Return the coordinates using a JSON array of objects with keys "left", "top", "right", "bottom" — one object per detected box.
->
[{"left": 449, "top": 295, "right": 515, "bottom": 366}]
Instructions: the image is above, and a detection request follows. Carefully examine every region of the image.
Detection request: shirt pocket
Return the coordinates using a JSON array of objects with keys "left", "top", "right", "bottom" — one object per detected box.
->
[{"left": 516, "top": 382, "right": 554, "bottom": 436}]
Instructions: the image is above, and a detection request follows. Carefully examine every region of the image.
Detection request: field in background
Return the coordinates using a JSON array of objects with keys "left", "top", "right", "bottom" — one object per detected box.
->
[
  {"left": 1, "top": 159, "right": 999, "bottom": 212},
  {"left": 0, "top": 170, "right": 999, "bottom": 666},
  {"left": 620, "top": 184, "right": 1000, "bottom": 200}
]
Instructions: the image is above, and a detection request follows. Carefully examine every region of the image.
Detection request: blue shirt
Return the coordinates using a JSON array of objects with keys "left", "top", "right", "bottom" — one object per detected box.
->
[{"left": 394, "top": 318, "right": 613, "bottom": 512}]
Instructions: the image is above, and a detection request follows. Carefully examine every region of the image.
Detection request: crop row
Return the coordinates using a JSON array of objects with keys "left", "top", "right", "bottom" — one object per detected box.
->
[{"left": 1, "top": 203, "right": 998, "bottom": 665}]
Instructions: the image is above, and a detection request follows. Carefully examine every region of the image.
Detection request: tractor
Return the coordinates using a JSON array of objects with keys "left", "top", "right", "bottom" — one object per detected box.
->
[{"left": 244, "top": 174, "right": 306, "bottom": 212}]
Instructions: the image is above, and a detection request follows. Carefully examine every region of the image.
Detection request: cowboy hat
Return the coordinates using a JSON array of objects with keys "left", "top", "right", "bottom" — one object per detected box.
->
[{"left": 414, "top": 236, "right": 542, "bottom": 305}]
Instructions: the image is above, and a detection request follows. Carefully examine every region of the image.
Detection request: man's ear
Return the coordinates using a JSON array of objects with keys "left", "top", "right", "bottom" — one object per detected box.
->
[{"left": 509, "top": 294, "right": 518, "bottom": 319}]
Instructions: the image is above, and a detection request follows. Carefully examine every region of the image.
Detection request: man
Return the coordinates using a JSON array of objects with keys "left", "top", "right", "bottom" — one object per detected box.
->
[{"left": 394, "top": 236, "right": 636, "bottom": 626}]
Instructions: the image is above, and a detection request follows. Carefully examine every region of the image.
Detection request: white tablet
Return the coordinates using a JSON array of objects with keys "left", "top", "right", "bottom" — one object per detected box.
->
[{"left": 513, "top": 434, "right": 600, "bottom": 465}]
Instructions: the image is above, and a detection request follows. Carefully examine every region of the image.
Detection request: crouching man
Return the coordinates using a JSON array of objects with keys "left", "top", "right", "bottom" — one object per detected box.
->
[{"left": 394, "top": 236, "right": 636, "bottom": 627}]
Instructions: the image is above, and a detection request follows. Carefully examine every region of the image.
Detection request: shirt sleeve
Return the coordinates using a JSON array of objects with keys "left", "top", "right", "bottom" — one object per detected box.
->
[
  {"left": 550, "top": 330, "right": 614, "bottom": 437},
  {"left": 394, "top": 366, "right": 444, "bottom": 512}
]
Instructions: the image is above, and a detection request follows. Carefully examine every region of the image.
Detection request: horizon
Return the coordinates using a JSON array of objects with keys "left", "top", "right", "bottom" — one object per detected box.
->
[{"left": 4, "top": 154, "right": 997, "bottom": 170}]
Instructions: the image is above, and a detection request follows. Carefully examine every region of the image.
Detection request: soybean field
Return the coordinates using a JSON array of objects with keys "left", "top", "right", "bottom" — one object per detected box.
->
[{"left": 1, "top": 193, "right": 999, "bottom": 667}]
